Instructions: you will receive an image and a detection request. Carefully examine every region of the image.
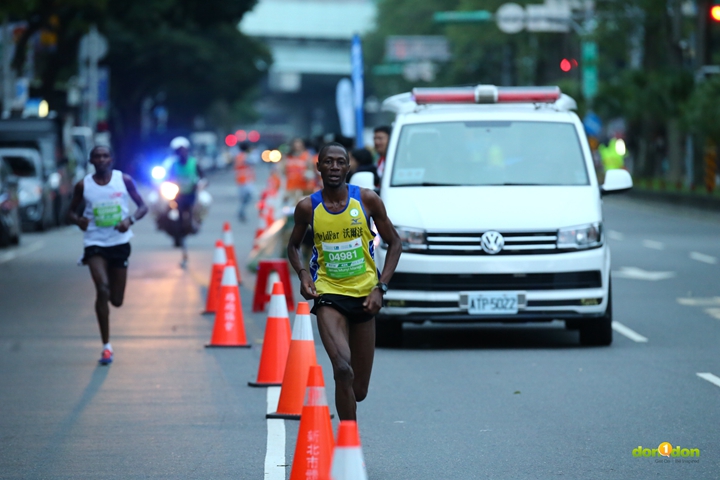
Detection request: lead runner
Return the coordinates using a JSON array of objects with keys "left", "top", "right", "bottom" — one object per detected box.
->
[{"left": 287, "top": 142, "right": 402, "bottom": 420}]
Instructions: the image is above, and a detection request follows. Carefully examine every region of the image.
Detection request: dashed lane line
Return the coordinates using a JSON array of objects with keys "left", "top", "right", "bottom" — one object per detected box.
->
[
  {"left": 704, "top": 308, "right": 720, "bottom": 320},
  {"left": 697, "top": 373, "right": 720, "bottom": 389},
  {"left": 690, "top": 252, "right": 717, "bottom": 265},
  {"left": 612, "top": 321, "right": 648, "bottom": 343},
  {"left": 0, "top": 241, "right": 45, "bottom": 265},
  {"left": 264, "top": 386, "right": 285, "bottom": 480},
  {"left": 677, "top": 297, "right": 720, "bottom": 306},
  {"left": 607, "top": 230, "right": 624, "bottom": 241},
  {"left": 642, "top": 240, "right": 664, "bottom": 250}
]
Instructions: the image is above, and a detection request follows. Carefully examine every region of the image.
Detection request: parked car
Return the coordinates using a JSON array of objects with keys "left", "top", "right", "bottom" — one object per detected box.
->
[
  {"left": 374, "top": 85, "right": 633, "bottom": 347},
  {"left": 0, "top": 158, "right": 21, "bottom": 246},
  {"left": 0, "top": 148, "right": 57, "bottom": 231}
]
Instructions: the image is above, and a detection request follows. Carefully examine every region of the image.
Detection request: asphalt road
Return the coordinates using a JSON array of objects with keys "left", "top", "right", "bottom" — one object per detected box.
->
[{"left": 1, "top": 168, "right": 719, "bottom": 479}]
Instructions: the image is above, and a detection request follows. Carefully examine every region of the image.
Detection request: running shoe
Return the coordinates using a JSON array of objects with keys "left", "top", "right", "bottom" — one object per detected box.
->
[{"left": 99, "top": 348, "right": 113, "bottom": 365}]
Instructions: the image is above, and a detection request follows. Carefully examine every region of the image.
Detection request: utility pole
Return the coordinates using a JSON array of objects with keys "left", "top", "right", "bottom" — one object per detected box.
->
[{"left": 1, "top": 17, "right": 13, "bottom": 118}]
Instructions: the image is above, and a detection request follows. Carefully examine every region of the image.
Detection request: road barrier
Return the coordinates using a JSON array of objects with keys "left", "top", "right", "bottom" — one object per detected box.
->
[{"left": 253, "top": 259, "right": 294, "bottom": 312}]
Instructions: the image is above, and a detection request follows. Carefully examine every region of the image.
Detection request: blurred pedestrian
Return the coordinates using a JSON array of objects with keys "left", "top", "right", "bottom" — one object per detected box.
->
[
  {"left": 347, "top": 147, "right": 378, "bottom": 186},
  {"left": 67, "top": 146, "right": 148, "bottom": 365},
  {"left": 235, "top": 142, "right": 255, "bottom": 222},
  {"left": 373, "top": 126, "right": 391, "bottom": 184},
  {"left": 284, "top": 137, "right": 314, "bottom": 202},
  {"left": 287, "top": 142, "right": 402, "bottom": 420}
]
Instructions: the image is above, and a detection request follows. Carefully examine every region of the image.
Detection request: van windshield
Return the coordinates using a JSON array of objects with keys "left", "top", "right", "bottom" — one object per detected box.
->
[{"left": 390, "top": 121, "right": 589, "bottom": 187}]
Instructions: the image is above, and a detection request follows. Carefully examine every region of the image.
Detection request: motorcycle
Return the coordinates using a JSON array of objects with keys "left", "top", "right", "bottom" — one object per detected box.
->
[{"left": 147, "top": 165, "right": 212, "bottom": 247}]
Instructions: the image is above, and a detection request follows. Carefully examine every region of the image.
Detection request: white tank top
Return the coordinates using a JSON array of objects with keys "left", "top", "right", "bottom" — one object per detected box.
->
[{"left": 82, "top": 170, "right": 134, "bottom": 247}]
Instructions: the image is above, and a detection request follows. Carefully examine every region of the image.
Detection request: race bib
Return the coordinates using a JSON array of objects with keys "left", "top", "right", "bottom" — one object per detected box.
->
[
  {"left": 93, "top": 201, "right": 122, "bottom": 227},
  {"left": 322, "top": 238, "right": 366, "bottom": 279}
]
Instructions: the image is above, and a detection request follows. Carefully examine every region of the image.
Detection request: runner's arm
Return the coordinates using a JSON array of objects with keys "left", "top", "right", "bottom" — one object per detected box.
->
[
  {"left": 66, "top": 180, "right": 89, "bottom": 231},
  {"left": 123, "top": 174, "right": 148, "bottom": 221},
  {"left": 287, "top": 197, "right": 318, "bottom": 299},
  {"left": 361, "top": 188, "right": 401, "bottom": 285}
]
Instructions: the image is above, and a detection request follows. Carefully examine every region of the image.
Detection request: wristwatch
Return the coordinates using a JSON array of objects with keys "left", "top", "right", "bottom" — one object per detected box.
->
[
  {"left": 376, "top": 282, "right": 389, "bottom": 295},
  {"left": 128, "top": 214, "right": 136, "bottom": 225}
]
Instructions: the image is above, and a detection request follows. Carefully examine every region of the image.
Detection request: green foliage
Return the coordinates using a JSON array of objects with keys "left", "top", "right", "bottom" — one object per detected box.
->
[{"left": 684, "top": 76, "right": 720, "bottom": 142}]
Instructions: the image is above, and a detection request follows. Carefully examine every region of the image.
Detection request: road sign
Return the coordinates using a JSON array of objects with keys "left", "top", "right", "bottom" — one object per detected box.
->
[
  {"left": 582, "top": 41, "right": 598, "bottom": 100},
  {"left": 385, "top": 36, "right": 451, "bottom": 62},
  {"left": 583, "top": 111, "right": 602, "bottom": 137},
  {"left": 433, "top": 10, "right": 492, "bottom": 23},
  {"left": 78, "top": 27, "right": 108, "bottom": 62},
  {"left": 526, "top": 3, "right": 571, "bottom": 32},
  {"left": 496, "top": 3, "right": 525, "bottom": 34}
]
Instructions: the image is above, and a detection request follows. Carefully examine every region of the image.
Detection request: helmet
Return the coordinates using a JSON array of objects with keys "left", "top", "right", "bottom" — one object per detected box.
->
[{"left": 170, "top": 136, "right": 191, "bottom": 150}]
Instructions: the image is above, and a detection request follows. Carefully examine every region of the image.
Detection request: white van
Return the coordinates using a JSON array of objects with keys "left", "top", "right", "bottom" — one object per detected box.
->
[{"left": 372, "top": 85, "right": 632, "bottom": 346}]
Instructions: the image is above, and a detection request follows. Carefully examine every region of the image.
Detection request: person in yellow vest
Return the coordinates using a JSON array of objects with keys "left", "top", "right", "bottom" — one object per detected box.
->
[
  {"left": 599, "top": 137, "right": 626, "bottom": 172},
  {"left": 234, "top": 143, "right": 255, "bottom": 222},
  {"left": 287, "top": 142, "right": 402, "bottom": 421}
]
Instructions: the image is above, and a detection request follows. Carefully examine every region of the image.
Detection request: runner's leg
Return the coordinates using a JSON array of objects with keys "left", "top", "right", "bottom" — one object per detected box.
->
[
  {"left": 349, "top": 318, "right": 375, "bottom": 402},
  {"left": 108, "top": 266, "right": 128, "bottom": 308},
  {"left": 87, "top": 256, "right": 111, "bottom": 344},
  {"left": 316, "top": 307, "right": 356, "bottom": 420}
]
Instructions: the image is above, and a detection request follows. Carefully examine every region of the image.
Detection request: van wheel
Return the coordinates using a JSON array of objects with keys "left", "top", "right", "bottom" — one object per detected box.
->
[
  {"left": 579, "top": 288, "right": 613, "bottom": 346},
  {"left": 375, "top": 320, "right": 403, "bottom": 347}
]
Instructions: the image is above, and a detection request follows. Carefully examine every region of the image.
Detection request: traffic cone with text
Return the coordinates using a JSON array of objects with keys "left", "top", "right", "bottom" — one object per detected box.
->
[
  {"left": 330, "top": 421, "right": 368, "bottom": 480},
  {"left": 289, "top": 365, "right": 334, "bottom": 480},
  {"left": 222, "top": 222, "right": 241, "bottom": 283},
  {"left": 266, "top": 302, "right": 317, "bottom": 419},
  {"left": 248, "top": 282, "right": 292, "bottom": 387},
  {"left": 202, "top": 240, "right": 227, "bottom": 314},
  {"left": 205, "top": 261, "right": 250, "bottom": 348}
]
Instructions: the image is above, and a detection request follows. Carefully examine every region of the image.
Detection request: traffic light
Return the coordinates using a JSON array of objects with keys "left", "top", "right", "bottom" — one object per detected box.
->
[
  {"left": 560, "top": 58, "right": 578, "bottom": 72},
  {"left": 712, "top": 3, "right": 720, "bottom": 22}
]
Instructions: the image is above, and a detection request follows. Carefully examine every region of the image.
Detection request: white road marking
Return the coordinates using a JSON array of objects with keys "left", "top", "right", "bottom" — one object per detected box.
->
[
  {"left": 690, "top": 252, "right": 717, "bottom": 265},
  {"left": 611, "top": 321, "right": 648, "bottom": 343},
  {"left": 264, "top": 387, "right": 285, "bottom": 479},
  {"left": 697, "top": 373, "right": 720, "bottom": 389},
  {"left": 704, "top": 308, "right": 720, "bottom": 320},
  {"left": 0, "top": 241, "right": 45, "bottom": 265},
  {"left": 612, "top": 266, "right": 675, "bottom": 281},
  {"left": 642, "top": 240, "right": 664, "bottom": 250},
  {"left": 607, "top": 230, "right": 624, "bottom": 241},
  {"left": 677, "top": 297, "right": 720, "bottom": 307}
]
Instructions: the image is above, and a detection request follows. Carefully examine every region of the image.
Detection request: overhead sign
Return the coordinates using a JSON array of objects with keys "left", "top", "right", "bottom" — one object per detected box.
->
[
  {"left": 526, "top": 3, "right": 571, "bottom": 32},
  {"left": 385, "top": 36, "right": 451, "bottom": 62},
  {"left": 496, "top": 3, "right": 525, "bottom": 34},
  {"left": 582, "top": 41, "right": 598, "bottom": 101}
]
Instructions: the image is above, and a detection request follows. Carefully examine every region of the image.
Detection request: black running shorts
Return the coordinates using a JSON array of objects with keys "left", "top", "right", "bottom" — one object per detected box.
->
[
  {"left": 83, "top": 243, "right": 131, "bottom": 268},
  {"left": 311, "top": 294, "right": 374, "bottom": 324}
]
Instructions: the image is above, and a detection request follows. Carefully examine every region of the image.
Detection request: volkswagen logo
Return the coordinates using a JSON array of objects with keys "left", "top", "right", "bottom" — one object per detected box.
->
[{"left": 480, "top": 231, "right": 504, "bottom": 254}]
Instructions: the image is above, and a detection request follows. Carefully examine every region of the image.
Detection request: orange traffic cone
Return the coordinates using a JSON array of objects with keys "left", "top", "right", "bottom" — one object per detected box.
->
[
  {"left": 222, "top": 222, "right": 241, "bottom": 283},
  {"left": 290, "top": 365, "right": 334, "bottom": 480},
  {"left": 330, "top": 421, "right": 368, "bottom": 480},
  {"left": 202, "top": 240, "right": 226, "bottom": 314},
  {"left": 267, "top": 302, "right": 317, "bottom": 419},
  {"left": 253, "top": 212, "right": 268, "bottom": 249},
  {"left": 248, "top": 282, "right": 292, "bottom": 387},
  {"left": 205, "top": 261, "right": 250, "bottom": 348}
]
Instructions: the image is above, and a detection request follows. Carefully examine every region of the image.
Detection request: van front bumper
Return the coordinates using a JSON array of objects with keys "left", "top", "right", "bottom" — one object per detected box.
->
[{"left": 376, "top": 246, "right": 610, "bottom": 322}]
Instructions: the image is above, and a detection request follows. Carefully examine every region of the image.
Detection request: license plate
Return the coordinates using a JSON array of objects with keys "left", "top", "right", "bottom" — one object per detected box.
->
[{"left": 466, "top": 292, "right": 520, "bottom": 314}]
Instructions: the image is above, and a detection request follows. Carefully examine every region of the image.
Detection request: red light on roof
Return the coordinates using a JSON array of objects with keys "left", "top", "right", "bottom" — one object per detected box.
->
[
  {"left": 560, "top": 58, "right": 572, "bottom": 72},
  {"left": 248, "top": 130, "right": 260, "bottom": 142},
  {"left": 225, "top": 134, "right": 238, "bottom": 147},
  {"left": 413, "top": 85, "right": 562, "bottom": 105},
  {"left": 236, "top": 130, "right": 247, "bottom": 141}
]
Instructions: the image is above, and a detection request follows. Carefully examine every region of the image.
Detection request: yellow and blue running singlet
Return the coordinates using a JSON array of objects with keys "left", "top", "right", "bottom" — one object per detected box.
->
[{"left": 310, "top": 185, "right": 378, "bottom": 298}]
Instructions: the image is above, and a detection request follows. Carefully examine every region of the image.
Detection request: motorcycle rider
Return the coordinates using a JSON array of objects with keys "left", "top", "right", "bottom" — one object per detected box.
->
[{"left": 166, "top": 136, "right": 205, "bottom": 268}]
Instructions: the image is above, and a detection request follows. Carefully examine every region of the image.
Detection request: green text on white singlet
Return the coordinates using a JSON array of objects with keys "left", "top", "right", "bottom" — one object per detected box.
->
[{"left": 93, "top": 201, "right": 122, "bottom": 227}]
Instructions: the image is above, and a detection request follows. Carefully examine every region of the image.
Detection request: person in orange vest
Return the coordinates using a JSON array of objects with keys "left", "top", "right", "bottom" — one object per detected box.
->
[
  {"left": 234, "top": 143, "right": 256, "bottom": 222},
  {"left": 284, "top": 138, "right": 315, "bottom": 201}
]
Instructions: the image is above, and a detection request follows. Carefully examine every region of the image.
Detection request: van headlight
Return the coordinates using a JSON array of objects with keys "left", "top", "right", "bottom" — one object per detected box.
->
[
  {"left": 389, "top": 226, "right": 427, "bottom": 251},
  {"left": 557, "top": 223, "right": 603, "bottom": 249}
]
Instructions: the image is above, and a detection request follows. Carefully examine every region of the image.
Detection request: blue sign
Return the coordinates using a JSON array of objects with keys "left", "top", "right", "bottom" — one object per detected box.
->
[
  {"left": 351, "top": 34, "right": 364, "bottom": 148},
  {"left": 583, "top": 111, "right": 602, "bottom": 137}
]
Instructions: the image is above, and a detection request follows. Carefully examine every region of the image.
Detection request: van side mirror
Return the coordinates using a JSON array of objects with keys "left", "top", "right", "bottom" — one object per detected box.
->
[
  {"left": 601, "top": 169, "right": 632, "bottom": 195},
  {"left": 349, "top": 171, "right": 376, "bottom": 190}
]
